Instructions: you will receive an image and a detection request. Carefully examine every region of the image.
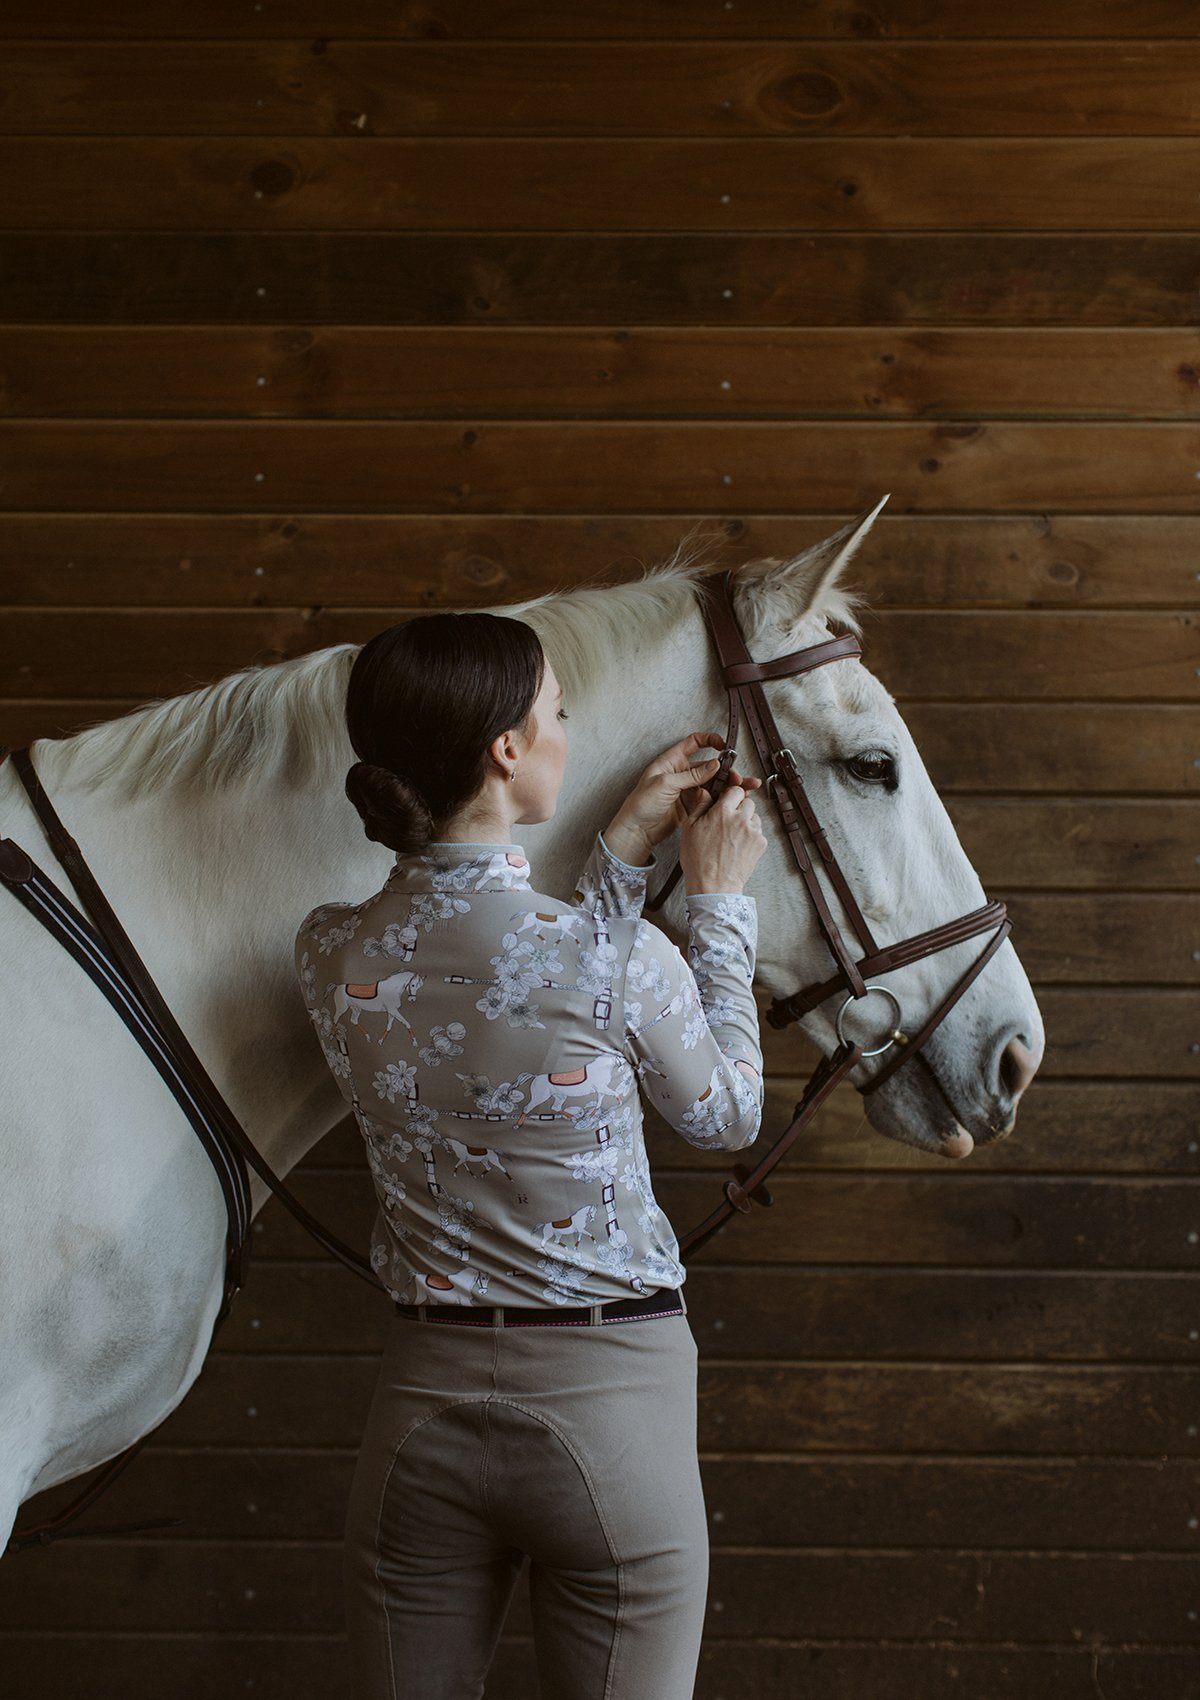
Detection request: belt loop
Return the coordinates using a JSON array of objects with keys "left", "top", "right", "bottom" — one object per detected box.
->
[
  {"left": 590, "top": 1302, "right": 603, "bottom": 1327},
  {"left": 495, "top": 1305, "right": 505, "bottom": 1328},
  {"left": 677, "top": 1286, "right": 687, "bottom": 1315},
  {"left": 415, "top": 1305, "right": 427, "bottom": 1324}
]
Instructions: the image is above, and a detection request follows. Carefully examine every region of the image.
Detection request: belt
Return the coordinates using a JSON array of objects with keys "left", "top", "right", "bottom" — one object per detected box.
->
[{"left": 394, "top": 1287, "right": 686, "bottom": 1328}]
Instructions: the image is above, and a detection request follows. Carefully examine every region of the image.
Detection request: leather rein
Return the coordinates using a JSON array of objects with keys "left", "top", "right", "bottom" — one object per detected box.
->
[{"left": 0, "top": 566, "right": 1009, "bottom": 1553}]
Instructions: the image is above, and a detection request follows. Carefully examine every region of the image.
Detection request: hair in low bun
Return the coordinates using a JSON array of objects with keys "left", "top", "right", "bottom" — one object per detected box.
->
[
  {"left": 343, "top": 610, "right": 546, "bottom": 857},
  {"left": 344, "top": 760, "right": 434, "bottom": 855}
]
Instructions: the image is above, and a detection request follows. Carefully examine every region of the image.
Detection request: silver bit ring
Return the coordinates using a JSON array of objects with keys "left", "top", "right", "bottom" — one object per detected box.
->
[{"left": 835, "top": 983, "right": 904, "bottom": 1058}]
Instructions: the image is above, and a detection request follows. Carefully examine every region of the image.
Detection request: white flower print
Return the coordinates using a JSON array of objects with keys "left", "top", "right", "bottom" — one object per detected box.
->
[
  {"left": 624, "top": 929, "right": 672, "bottom": 1001},
  {"left": 537, "top": 1253, "right": 591, "bottom": 1305},
  {"left": 404, "top": 1101, "right": 439, "bottom": 1137},
  {"left": 373, "top": 1058, "right": 417, "bottom": 1103},
  {"left": 410, "top": 891, "right": 473, "bottom": 931},
  {"left": 566, "top": 1143, "right": 623, "bottom": 1186},
  {"left": 313, "top": 911, "right": 364, "bottom": 955},
  {"left": 363, "top": 918, "right": 419, "bottom": 959},
  {"left": 455, "top": 1071, "right": 528, "bottom": 1118},
  {"left": 593, "top": 1236, "right": 635, "bottom": 1281},
  {"left": 419, "top": 1020, "right": 467, "bottom": 1068},
  {"left": 576, "top": 935, "right": 621, "bottom": 1000}
]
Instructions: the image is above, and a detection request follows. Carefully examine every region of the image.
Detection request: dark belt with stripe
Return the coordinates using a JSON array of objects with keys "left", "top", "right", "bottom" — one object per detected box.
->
[{"left": 394, "top": 1287, "right": 686, "bottom": 1327}]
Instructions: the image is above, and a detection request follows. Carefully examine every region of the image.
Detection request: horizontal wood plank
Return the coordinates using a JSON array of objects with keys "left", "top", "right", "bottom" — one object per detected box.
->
[
  {"left": 8, "top": 138, "right": 1200, "bottom": 231},
  {"left": 870, "top": 988, "right": 1198, "bottom": 1078},
  {"left": 0, "top": 1, "right": 1193, "bottom": 38},
  {"left": 22, "top": 1637, "right": 1200, "bottom": 1700},
  {"left": 977, "top": 893, "right": 1200, "bottom": 979},
  {"left": 3, "top": 421, "right": 1200, "bottom": 512},
  {"left": 1, "top": 514, "right": 1193, "bottom": 608},
  {"left": 649, "top": 1078, "right": 1200, "bottom": 1174},
  {"left": 4, "top": 232, "right": 1198, "bottom": 326},
  {"left": 0, "top": 1639, "right": 1194, "bottom": 1700},
  {"left": 9, "top": 40, "right": 1200, "bottom": 138},
  {"left": 5, "top": 326, "right": 1200, "bottom": 419},
  {"left": 904, "top": 707, "right": 1200, "bottom": 794},
  {"left": 949, "top": 799, "right": 1197, "bottom": 889}
]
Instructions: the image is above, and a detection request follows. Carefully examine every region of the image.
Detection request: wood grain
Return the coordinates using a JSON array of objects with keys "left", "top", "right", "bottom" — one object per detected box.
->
[
  {"left": 7, "top": 41, "right": 1200, "bottom": 137},
  {"left": 6, "top": 137, "right": 1200, "bottom": 231},
  {"left": 2, "top": 8, "right": 1196, "bottom": 1694},
  {"left": 5, "top": 325, "right": 1199, "bottom": 417}
]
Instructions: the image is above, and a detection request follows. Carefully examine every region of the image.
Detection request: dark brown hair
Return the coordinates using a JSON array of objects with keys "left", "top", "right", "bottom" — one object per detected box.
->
[{"left": 344, "top": 611, "right": 546, "bottom": 855}]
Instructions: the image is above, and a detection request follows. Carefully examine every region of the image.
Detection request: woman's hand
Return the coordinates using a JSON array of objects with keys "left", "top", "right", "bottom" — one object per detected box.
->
[
  {"left": 679, "top": 779, "right": 767, "bottom": 896},
  {"left": 603, "top": 730, "right": 763, "bottom": 866}
]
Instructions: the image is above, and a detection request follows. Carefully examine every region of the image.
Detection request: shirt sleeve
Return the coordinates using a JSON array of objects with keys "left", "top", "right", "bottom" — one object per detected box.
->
[
  {"left": 621, "top": 892, "right": 763, "bottom": 1152},
  {"left": 570, "top": 827, "right": 656, "bottom": 922}
]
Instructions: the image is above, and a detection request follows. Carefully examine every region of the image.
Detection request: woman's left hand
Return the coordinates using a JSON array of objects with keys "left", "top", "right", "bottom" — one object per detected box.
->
[{"left": 602, "top": 730, "right": 763, "bottom": 866}]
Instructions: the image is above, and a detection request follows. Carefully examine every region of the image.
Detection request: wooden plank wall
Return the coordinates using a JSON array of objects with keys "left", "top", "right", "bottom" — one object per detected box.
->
[{"left": 2, "top": 4, "right": 1197, "bottom": 1696}]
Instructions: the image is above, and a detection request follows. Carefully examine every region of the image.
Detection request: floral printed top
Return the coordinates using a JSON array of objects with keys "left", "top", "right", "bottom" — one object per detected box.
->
[{"left": 294, "top": 829, "right": 763, "bottom": 1309}]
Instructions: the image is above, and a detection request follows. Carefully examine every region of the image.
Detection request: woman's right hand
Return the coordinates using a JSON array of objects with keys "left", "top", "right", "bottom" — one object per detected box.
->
[{"left": 679, "top": 779, "right": 767, "bottom": 895}]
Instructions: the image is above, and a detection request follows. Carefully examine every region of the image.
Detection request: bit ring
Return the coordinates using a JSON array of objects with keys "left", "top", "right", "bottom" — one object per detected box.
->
[{"left": 835, "top": 983, "right": 904, "bottom": 1058}]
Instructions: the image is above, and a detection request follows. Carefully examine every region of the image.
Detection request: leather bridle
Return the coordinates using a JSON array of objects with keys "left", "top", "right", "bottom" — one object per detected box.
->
[{"left": 647, "top": 570, "right": 1012, "bottom": 1256}]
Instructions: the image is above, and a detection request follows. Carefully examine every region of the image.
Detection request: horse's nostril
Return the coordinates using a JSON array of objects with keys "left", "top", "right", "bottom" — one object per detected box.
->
[{"left": 999, "top": 1034, "right": 1039, "bottom": 1104}]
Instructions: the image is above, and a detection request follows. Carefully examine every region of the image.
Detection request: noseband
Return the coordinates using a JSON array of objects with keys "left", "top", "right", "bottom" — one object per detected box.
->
[{"left": 645, "top": 570, "right": 1012, "bottom": 1098}]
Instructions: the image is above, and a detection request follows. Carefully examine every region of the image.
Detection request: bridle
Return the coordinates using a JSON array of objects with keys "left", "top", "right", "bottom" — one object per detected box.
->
[
  {"left": 646, "top": 570, "right": 1012, "bottom": 1255},
  {"left": 0, "top": 568, "right": 1011, "bottom": 1551}
]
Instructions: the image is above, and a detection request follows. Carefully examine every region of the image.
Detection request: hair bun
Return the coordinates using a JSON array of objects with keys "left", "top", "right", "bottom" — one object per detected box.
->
[{"left": 344, "top": 760, "right": 434, "bottom": 855}]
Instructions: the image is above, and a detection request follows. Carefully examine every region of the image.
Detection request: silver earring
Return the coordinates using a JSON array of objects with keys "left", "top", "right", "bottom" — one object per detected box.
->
[{"left": 509, "top": 767, "right": 517, "bottom": 783}]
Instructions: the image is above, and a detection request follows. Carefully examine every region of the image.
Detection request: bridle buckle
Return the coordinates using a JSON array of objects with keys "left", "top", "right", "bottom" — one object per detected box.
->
[{"left": 765, "top": 746, "right": 797, "bottom": 792}]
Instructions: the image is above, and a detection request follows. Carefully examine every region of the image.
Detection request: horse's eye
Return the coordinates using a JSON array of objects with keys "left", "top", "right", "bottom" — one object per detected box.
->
[{"left": 844, "top": 749, "right": 896, "bottom": 787}]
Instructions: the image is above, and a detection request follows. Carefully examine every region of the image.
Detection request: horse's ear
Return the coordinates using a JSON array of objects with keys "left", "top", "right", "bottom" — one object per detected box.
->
[{"left": 737, "top": 494, "right": 888, "bottom": 638}]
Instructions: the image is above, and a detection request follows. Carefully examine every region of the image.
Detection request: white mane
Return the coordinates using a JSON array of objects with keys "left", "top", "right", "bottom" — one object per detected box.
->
[{"left": 30, "top": 517, "right": 871, "bottom": 805}]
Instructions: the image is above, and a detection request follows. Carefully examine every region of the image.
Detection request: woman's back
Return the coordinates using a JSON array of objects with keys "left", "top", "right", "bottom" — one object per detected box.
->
[{"left": 294, "top": 830, "right": 763, "bottom": 1311}]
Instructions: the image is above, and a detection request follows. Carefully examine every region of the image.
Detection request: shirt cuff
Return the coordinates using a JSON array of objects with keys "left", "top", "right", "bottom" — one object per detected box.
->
[{"left": 598, "top": 828, "right": 655, "bottom": 873}]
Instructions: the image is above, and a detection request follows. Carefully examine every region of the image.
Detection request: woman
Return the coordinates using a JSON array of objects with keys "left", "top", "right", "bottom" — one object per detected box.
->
[{"left": 294, "top": 609, "right": 767, "bottom": 1700}]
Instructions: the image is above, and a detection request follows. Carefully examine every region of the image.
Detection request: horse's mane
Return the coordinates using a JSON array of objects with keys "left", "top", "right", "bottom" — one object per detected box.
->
[{"left": 34, "top": 522, "right": 868, "bottom": 803}]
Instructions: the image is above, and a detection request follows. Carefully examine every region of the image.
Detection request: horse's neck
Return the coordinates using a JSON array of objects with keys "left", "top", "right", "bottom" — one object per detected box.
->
[{"left": 12, "top": 742, "right": 390, "bottom": 1188}]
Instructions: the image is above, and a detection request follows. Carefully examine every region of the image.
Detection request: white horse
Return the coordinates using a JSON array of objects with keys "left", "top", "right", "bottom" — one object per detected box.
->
[{"left": 0, "top": 501, "right": 1044, "bottom": 1552}]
